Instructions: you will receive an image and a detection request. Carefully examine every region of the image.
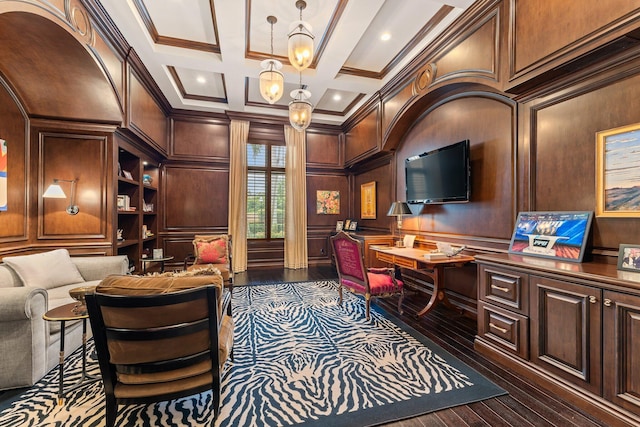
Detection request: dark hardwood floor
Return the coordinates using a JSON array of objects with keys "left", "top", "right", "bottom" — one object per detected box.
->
[
  {"left": 0, "top": 265, "right": 608, "bottom": 426},
  {"left": 235, "top": 265, "right": 607, "bottom": 427}
]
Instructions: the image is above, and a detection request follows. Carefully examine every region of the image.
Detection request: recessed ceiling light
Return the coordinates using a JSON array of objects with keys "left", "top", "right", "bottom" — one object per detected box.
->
[
  {"left": 381, "top": 32, "right": 391, "bottom": 41},
  {"left": 196, "top": 76, "right": 206, "bottom": 84},
  {"left": 333, "top": 94, "right": 342, "bottom": 101}
]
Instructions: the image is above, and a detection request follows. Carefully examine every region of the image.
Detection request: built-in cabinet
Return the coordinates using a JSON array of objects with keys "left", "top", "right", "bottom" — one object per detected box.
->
[
  {"left": 116, "top": 146, "right": 159, "bottom": 272},
  {"left": 475, "top": 253, "right": 640, "bottom": 426}
]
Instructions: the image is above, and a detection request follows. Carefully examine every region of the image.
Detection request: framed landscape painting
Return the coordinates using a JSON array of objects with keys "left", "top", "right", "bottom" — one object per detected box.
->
[
  {"left": 508, "top": 211, "right": 593, "bottom": 262},
  {"left": 596, "top": 123, "right": 640, "bottom": 217}
]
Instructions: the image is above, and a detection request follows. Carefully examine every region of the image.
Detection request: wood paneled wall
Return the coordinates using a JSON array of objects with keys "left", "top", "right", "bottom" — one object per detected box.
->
[{"left": 0, "top": 80, "right": 27, "bottom": 246}]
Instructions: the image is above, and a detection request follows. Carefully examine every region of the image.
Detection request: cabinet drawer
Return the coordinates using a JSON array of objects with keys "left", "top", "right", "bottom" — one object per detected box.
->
[
  {"left": 478, "top": 302, "right": 529, "bottom": 359},
  {"left": 478, "top": 264, "right": 528, "bottom": 315}
]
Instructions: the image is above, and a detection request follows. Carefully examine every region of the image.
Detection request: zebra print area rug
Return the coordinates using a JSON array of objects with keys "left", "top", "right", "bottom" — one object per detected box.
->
[{"left": 0, "top": 280, "right": 505, "bottom": 426}]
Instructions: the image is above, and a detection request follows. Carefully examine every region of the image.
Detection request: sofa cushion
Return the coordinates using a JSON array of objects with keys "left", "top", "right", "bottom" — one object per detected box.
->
[{"left": 3, "top": 249, "right": 85, "bottom": 290}]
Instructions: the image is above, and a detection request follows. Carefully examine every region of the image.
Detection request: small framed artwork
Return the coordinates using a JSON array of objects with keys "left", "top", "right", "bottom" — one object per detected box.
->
[
  {"left": 123, "top": 170, "right": 133, "bottom": 180},
  {"left": 361, "top": 181, "right": 376, "bottom": 219},
  {"left": 347, "top": 220, "right": 358, "bottom": 231},
  {"left": 596, "top": 123, "right": 640, "bottom": 217},
  {"left": 617, "top": 244, "right": 640, "bottom": 272},
  {"left": 508, "top": 211, "right": 593, "bottom": 263},
  {"left": 316, "top": 190, "right": 340, "bottom": 215},
  {"left": 153, "top": 248, "right": 164, "bottom": 259},
  {"left": 336, "top": 221, "right": 344, "bottom": 231}
]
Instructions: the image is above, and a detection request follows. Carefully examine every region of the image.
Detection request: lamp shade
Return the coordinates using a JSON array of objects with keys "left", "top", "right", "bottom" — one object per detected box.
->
[
  {"left": 43, "top": 182, "right": 66, "bottom": 198},
  {"left": 259, "top": 59, "right": 284, "bottom": 104},
  {"left": 287, "top": 20, "right": 314, "bottom": 71},
  {"left": 387, "top": 201, "right": 411, "bottom": 216},
  {"left": 289, "top": 88, "right": 312, "bottom": 131}
]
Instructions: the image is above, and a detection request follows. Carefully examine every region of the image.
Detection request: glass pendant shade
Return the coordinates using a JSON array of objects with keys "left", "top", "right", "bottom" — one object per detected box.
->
[
  {"left": 289, "top": 89, "right": 313, "bottom": 131},
  {"left": 259, "top": 59, "right": 284, "bottom": 104},
  {"left": 287, "top": 21, "right": 314, "bottom": 71}
]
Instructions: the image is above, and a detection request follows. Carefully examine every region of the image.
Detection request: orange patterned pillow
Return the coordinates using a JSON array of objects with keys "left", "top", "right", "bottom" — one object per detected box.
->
[{"left": 194, "top": 236, "right": 228, "bottom": 264}]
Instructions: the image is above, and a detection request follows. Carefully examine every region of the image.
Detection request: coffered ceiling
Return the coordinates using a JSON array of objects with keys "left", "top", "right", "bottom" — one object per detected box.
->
[{"left": 100, "top": 0, "right": 475, "bottom": 126}]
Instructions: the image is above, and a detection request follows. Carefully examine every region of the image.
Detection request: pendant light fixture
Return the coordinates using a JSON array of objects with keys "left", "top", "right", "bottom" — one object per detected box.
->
[
  {"left": 259, "top": 15, "right": 284, "bottom": 104},
  {"left": 289, "top": 73, "right": 313, "bottom": 131},
  {"left": 288, "top": 0, "right": 314, "bottom": 71}
]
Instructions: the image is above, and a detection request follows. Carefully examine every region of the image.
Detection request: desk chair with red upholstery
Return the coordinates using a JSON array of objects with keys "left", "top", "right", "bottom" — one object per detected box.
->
[{"left": 330, "top": 231, "right": 404, "bottom": 320}]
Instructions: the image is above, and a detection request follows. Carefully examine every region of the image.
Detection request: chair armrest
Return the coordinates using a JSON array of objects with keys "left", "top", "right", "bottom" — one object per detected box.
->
[
  {"left": 0, "top": 287, "right": 47, "bottom": 321},
  {"left": 184, "top": 254, "right": 196, "bottom": 270},
  {"left": 368, "top": 267, "right": 394, "bottom": 274},
  {"left": 73, "top": 255, "right": 129, "bottom": 281}
]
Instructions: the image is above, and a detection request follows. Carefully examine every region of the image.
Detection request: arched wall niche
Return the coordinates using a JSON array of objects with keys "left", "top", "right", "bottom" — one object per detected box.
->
[
  {"left": 0, "top": 9, "right": 122, "bottom": 123},
  {"left": 389, "top": 83, "right": 518, "bottom": 245}
]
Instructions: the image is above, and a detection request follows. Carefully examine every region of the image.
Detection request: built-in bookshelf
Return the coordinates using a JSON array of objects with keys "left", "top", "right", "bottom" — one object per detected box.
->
[{"left": 116, "top": 146, "right": 159, "bottom": 272}]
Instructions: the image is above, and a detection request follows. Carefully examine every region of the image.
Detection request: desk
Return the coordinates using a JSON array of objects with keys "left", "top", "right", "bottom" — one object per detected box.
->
[{"left": 371, "top": 246, "right": 474, "bottom": 318}]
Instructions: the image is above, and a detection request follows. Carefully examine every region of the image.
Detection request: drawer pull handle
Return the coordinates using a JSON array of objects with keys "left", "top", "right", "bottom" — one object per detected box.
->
[
  {"left": 604, "top": 298, "right": 612, "bottom": 307},
  {"left": 491, "top": 284, "right": 510, "bottom": 293},
  {"left": 589, "top": 295, "right": 597, "bottom": 304},
  {"left": 489, "top": 322, "right": 508, "bottom": 334}
]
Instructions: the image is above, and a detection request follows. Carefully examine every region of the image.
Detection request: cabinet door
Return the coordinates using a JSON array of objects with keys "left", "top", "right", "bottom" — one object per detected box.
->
[
  {"left": 603, "top": 290, "right": 640, "bottom": 413},
  {"left": 530, "top": 275, "right": 602, "bottom": 395}
]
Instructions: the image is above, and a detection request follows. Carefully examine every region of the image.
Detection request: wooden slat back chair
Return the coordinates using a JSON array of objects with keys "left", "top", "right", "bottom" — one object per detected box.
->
[
  {"left": 330, "top": 231, "right": 404, "bottom": 320},
  {"left": 86, "top": 277, "right": 233, "bottom": 427}
]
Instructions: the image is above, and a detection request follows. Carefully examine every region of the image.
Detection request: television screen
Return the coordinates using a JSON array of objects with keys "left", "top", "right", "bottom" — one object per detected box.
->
[
  {"left": 405, "top": 139, "right": 470, "bottom": 204},
  {"left": 508, "top": 211, "right": 593, "bottom": 262}
]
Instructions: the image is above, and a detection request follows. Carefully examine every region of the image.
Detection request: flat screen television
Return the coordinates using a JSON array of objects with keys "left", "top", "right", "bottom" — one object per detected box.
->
[{"left": 405, "top": 139, "right": 470, "bottom": 204}]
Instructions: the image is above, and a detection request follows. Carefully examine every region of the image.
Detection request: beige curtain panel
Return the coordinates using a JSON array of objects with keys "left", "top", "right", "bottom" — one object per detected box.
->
[
  {"left": 284, "top": 125, "right": 308, "bottom": 269},
  {"left": 228, "top": 120, "right": 250, "bottom": 272}
]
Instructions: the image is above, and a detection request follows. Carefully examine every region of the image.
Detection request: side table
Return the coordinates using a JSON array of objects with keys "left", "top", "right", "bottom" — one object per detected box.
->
[
  {"left": 42, "top": 303, "right": 99, "bottom": 405},
  {"left": 140, "top": 256, "right": 174, "bottom": 274}
]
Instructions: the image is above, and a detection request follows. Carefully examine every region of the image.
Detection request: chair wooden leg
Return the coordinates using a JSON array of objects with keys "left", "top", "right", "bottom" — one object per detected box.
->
[
  {"left": 338, "top": 285, "right": 343, "bottom": 305},
  {"left": 397, "top": 289, "right": 404, "bottom": 315},
  {"left": 365, "top": 294, "right": 371, "bottom": 321},
  {"left": 105, "top": 396, "right": 117, "bottom": 427}
]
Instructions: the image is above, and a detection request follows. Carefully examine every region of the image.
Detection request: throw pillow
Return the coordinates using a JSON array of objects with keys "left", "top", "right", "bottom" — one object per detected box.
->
[
  {"left": 3, "top": 249, "right": 85, "bottom": 290},
  {"left": 193, "top": 235, "right": 228, "bottom": 264}
]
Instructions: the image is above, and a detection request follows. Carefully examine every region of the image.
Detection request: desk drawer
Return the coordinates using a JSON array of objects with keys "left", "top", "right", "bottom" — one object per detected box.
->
[
  {"left": 376, "top": 252, "right": 394, "bottom": 265},
  {"left": 478, "top": 302, "right": 529, "bottom": 359},
  {"left": 393, "top": 256, "right": 417, "bottom": 269},
  {"left": 375, "top": 251, "right": 418, "bottom": 269},
  {"left": 478, "top": 264, "right": 528, "bottom": 315}
]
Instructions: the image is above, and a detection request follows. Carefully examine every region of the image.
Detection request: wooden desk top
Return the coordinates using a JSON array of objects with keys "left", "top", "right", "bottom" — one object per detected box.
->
[{"left": 371, "top": 246, "right": 475, "bottom": 266}]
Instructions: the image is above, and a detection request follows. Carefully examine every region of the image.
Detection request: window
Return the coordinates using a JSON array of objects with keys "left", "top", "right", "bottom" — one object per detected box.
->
[{"left": 247, "top": 142, "right": 286, "bottom": 239}]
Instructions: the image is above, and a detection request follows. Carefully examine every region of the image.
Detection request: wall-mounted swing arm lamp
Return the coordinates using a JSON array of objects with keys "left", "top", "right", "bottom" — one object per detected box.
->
[
  {"left": 43, "top": 178, "right": 79, "bottom": 215},
  {"left": 387, "top": 201, "right": 411, "bottom": 231}
]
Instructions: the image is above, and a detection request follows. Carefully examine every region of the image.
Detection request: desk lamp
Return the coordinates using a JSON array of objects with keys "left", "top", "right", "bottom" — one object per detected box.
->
[{"left": 387, "top": 201, "right": 411, "bottom": 243}]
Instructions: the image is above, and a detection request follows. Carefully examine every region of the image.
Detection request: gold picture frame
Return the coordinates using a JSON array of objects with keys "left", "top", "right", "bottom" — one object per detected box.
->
[
  {"left": 361, "top": 181, "right": 376, "bottom": 219},
  {"left": 596, "top": 123, "right": 640, "bottom": 217}
]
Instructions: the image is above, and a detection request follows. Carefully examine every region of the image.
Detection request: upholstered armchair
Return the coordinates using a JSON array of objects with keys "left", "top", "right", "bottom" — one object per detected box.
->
[
  {"left": 85, "top": 274, "right": 233, "bottom": 427},
  {"left": 330, "top": 231, "right": 404, "bottom": 320},
  {"left": 184, "top": 235, "right": 233, "bottom": 287}
]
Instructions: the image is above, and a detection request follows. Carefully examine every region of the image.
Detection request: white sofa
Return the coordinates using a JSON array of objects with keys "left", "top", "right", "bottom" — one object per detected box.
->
[{"left": 0, "top": 249, "right": 129, "bottom": 391}]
